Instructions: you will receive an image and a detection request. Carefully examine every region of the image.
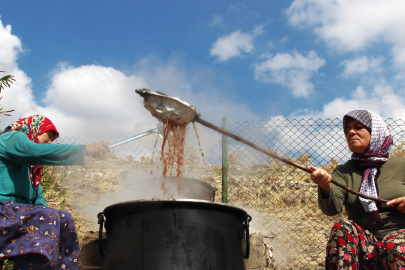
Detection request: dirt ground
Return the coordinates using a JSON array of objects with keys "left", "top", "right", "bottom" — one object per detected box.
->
[{"left": 44, "top": 147, "right": 342, "bottom": 269}]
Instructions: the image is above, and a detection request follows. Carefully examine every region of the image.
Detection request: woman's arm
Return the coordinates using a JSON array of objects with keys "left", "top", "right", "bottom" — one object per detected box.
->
[
  {"left": 310, "top": 166, "right": 332, "bottom": 195},
  {"left": 311, "top": 166, "right": 347, "bottom": 216},
  {"left": 6, "top": 132, "right": 86, "bottom": 166}
]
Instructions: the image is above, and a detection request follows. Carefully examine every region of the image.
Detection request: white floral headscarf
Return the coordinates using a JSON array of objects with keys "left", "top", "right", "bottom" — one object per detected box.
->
[{"left": 344, "top": 110, "right": 393, "bottom": 226}]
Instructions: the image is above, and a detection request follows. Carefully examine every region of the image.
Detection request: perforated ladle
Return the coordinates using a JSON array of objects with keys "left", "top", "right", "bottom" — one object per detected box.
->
[{"left": 135, "top": 88, "right": 388, "bottom": 204}]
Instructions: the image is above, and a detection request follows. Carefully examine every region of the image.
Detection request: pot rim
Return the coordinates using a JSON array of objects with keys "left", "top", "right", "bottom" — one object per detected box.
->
[
  {"left": 102, "top": 199, "right": 248, "bottom": 216},
  {"left": 123, "top": 176, "right": 216, "bottom": 191}
]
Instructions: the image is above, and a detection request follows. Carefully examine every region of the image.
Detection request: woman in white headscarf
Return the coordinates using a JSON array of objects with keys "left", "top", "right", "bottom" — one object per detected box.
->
[{"left": 311, "top": 110, "right": 405, "bottom": 269}]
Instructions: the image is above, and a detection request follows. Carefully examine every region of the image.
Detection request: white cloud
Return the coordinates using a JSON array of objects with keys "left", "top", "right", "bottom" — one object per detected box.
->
[
  {"left": 266, "top": 116, "right": 350, "bottom": 163},
  {"left": 0, "top": 62, "right": 158, "bottom": 153},
  {"left": 286, "top": 0, "right": 405, "bottom": 68},
  {"left": 40, "top": 63, "right": 151, "bottom": 136},
  {"left": 289, "top": 81, "right": 405, "bottom": 121},
  {"left": 209, "top": 14, "right": 223, "bottom": 27},
  {"left": 210, "top": 30, "right": 255, "bottom": 61},
  {"left": 0, "top": 19, "right": 36, "bottom": 123},
  {"left": 252, "top": 24, "right": 264, "bottom": 36},
  {"left": 392, "top": 46, "right": 405, "bottom": 69},
  {"left": 340, "top": 56, "right": 383, "bottom": 77},
  {"left": 38, "top": 60, "right": 260, "bottom": 160},
  {"left": 253, "top": 50, "right": 325, "bottom": 97},
  {"left": 0, "top": 20, "right": 22, "bottom": 72},
  {"left": 351, "top": 86, "right": 367, "bottom": 99},
  {"left": 1, "top": 69, "right": 35, "bottom": 116}
]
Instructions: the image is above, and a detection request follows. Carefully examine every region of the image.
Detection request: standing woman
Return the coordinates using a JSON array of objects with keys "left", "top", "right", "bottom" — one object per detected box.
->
[
  {"left": 311, "top": 110, "right": 405, "bottom": 269},
  {"left": 0, "top": 115, "right": 109, "bottom": 269}
]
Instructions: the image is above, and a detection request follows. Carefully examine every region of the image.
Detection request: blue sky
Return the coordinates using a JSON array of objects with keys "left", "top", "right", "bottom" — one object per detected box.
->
[
  {"left": 3, "top": 1, "right": 304, "bottom": 115},
  {"left": 1, "top": 1, "right": 405, "bottom": 143}
]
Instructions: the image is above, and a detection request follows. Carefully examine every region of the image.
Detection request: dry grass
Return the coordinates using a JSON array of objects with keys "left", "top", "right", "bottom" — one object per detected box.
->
[
  {"left": 47, "top": 147, "right": 335, "bottom": 268},
  {"left": 209, "top": 150, "right": 344, "bottom": 268},
  {"left": 29, "top": 140, "right": 405, "bottom": 269}
]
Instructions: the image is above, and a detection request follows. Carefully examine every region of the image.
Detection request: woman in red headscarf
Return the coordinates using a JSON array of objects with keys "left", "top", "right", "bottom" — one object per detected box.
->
[
  {"left": 0, "top": 115, "right": 109, "bottom": 269},
  {"left": 311, "top": 110, "right": 405, "bottom": 269}
]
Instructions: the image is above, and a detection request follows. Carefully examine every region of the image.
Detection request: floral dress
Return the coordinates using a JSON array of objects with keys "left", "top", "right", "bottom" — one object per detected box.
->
[{"left": 0, "top": 115, "right": 81, "bottom": 269}]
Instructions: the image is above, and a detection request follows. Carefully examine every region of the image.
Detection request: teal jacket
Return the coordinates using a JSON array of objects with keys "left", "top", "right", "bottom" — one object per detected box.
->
[{"left": 0, "top": 131, "right": 86, "bottom": 206}]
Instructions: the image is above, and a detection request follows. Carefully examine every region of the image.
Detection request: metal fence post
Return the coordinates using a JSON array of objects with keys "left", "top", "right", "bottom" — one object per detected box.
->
[{"left": 222, "top": 117, "right": 228, "bottom": 203}]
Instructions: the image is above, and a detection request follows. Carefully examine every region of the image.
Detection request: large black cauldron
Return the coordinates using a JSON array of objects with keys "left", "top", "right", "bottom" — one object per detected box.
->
[{"left": 98, "top": 199, "right": 251, "bottom": 270}]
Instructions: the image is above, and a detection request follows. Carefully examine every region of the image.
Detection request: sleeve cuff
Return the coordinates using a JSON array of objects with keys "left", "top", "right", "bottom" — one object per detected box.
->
[{"left": 318, "top": 185, "right": 331, "bottom": 199}]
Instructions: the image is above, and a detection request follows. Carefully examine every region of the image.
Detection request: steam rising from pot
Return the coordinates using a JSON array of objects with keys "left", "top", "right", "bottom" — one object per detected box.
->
[{"left": 81, "top": 169, "right": 216, "bottom": 230}]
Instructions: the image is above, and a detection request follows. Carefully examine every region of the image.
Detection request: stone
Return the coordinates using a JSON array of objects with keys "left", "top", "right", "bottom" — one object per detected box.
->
[
  {"left": 245, "top": 231, "right": 276, "bottom": 270},
  {"left": 281, "top": 192, "right": 306, "bottom": 205}
]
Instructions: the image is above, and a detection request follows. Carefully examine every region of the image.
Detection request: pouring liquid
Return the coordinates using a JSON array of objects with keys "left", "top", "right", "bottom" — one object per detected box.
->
[
  {"left": 150, "top": 120, "right": 207, "bottom": 197},
  {"left": 192, "top": 122, "right": 207, "bottom": 166}
]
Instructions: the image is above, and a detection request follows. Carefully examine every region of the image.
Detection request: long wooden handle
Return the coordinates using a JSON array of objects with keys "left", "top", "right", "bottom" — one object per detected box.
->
[{"left": 195, "top": 117, "right": 389, "bottom": 204}]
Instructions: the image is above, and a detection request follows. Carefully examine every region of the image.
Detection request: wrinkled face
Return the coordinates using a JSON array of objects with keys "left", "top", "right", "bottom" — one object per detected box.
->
[
  {"left": 37, "top": 130, "right": 55, "bottom": 144},
  {"left": 345, "top": 118, "right": 371, "bottom": 154}
]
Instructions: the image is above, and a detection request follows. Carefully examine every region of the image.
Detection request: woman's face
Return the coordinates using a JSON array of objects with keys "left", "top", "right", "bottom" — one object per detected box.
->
[
  {"left": 345, "top": 118, "right": 371, "bottom": 154},
  {"left": 37, "top": 130, "right": 55, "bottom": 144}
]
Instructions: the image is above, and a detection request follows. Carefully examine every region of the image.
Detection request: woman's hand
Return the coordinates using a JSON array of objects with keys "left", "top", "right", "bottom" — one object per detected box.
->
[
  {"left": 86, "top": 141, "right": 110, "bottom": 157},
  {"left": 310, "top": 166, "right": 332, "bottom": 195},
  {"left": 387, "top": 197, "right": 405, "bottom": 213}
]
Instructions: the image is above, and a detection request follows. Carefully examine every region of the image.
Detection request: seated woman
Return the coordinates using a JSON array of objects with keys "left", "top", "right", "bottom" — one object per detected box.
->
[
  {"left": 310, "top": 110, "right": 405, "bottom": 269},
  {"left": 0, "top": 115, "right": 110, "bottom": 269}
]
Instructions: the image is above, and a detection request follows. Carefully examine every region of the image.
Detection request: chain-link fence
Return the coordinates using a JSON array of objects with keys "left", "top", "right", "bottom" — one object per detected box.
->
[{"left": 56, "top": 117, "right": 405, "bottom": 269}]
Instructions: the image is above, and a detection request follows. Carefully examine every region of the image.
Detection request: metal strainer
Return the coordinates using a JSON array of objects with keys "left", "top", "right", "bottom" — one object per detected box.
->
[{"left": 135, "top": 89, "right": 200, "bottom": 126}]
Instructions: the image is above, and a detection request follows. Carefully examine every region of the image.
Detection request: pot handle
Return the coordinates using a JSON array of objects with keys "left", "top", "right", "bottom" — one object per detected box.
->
[
  {"left": 97, "top": 212, "right": 105, "bottom": 257},
  {"left": 242, "top": 214, "right": 252, "bottom": 259}
]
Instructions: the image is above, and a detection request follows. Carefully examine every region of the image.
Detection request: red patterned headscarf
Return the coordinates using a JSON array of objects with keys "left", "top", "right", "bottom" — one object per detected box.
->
[
  {"left": 3, "top": 115, "right": 59, "bottom": 188},
  {"left": 343, "top": 110, "right": 393, "bottom": 227}
]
